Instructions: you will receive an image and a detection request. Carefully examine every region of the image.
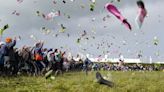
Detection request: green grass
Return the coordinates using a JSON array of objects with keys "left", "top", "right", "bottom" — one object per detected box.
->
[{"left": 0, "top": 71, "right": 164, "bottom": 92}]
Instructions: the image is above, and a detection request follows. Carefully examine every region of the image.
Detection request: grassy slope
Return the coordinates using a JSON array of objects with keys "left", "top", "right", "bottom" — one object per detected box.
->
[{"left": 0, "top": 71, "right": 164, "bottom": 92}]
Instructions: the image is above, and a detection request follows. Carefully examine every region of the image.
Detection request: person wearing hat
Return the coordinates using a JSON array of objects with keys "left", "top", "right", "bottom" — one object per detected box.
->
[
  {"left": 3, "top": 37, "right": 17, "bottom": 75},
  {"left": 4, "top": 37, "right": 16, "bottom": 56}
]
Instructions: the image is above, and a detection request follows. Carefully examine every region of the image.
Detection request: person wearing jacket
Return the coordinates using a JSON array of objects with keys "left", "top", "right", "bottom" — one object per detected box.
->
[
  {"left": 46, "top": 49, "right": 54, "bottom": 70},
  {"left": 83, "top": 57, "right": 91, "bottom": 75},
  {"left": 4, "top": 37, "right": 17, "bottom": 75},
  {"left": 33, "top": 41, "right": 45, "bottom": 74}
]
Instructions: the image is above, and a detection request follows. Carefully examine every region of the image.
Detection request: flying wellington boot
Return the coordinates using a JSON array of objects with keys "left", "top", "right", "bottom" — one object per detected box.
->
[{"left": 96, "top": 72, "right": 114, "bottom": 87}]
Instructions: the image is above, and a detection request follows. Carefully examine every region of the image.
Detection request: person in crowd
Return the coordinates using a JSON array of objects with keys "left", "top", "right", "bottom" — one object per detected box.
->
[
  {"left": 33, "top": 41, "right": 45, "bottom": 74},
  {"left": 42, "top": 48, "right": 49, "bottom": 69},
  {"left": 53, "top": 49, "right": 62, "bottom": 71},
  {"left": 47, "top": 49, "right": 54, "bottom": 70},
  {"left": 83, "top": 56, "right": 91, "bottom": 75},
  {"left": 4, "top": 37, "right": 18, "bottom": 75}
]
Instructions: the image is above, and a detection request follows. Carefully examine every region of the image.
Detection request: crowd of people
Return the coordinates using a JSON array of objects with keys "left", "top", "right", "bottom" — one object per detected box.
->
[
  {"left": 0, "top": 37, "right": 163, "bottom": 76},
  {"left": 0, "top": 37, "right": 91, "bottom": 76},
  {"left": 91, "top": 62, "right": 164, "bottom": 71}
]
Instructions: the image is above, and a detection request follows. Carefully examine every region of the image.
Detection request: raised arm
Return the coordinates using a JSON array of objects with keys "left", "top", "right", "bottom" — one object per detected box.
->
[{"left": 7, "top": 39, "right": 16, "bottom": 48}]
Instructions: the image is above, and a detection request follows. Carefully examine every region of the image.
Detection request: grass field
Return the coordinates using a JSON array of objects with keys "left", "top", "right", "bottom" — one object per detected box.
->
[{"left": 0, "top": 71, "right": 164, "bottom": 92}]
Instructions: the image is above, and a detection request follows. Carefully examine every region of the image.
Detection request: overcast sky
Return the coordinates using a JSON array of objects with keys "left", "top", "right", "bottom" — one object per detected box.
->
[{"left": 0, "top": 0, "right": 164, "bottom": 61}]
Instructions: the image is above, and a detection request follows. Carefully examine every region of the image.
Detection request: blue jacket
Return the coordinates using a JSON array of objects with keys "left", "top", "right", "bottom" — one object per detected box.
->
[
  {"left": 84, "top": 58, "right": 91, "bottom": 66},
  {"left": 4, "top": 40, "right": 17, "bottom": 61},
  {"left": 0, "top": 44, "right": 7, "bottom": 64},
  {"left": 5, "top": 40, "right": 16, "bottom": 56}
]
